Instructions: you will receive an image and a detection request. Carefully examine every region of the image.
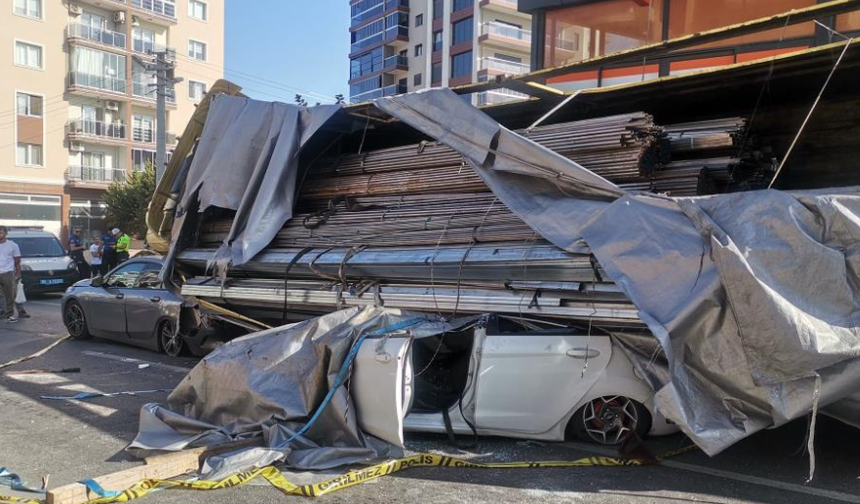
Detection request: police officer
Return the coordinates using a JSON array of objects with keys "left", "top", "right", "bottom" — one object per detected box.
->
[
  {"left": 115, "top": 228, "right": 131, "bottom": 264},
  {"left": 67, "top": 228, "right": 90, "bottom": 278},
  {"left": 100, "top": 229, "right": 118, "bottom": 275}
]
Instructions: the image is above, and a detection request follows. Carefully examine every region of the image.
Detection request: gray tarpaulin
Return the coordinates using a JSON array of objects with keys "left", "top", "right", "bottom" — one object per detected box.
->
[
  {"left": 129, "top": 307, "right": 475, "bottom": 474},
  {"left": 376, "top": 88, "right": 860, "bottom": 455},
  {"left": 162, "top": 95, "right": 340, "bottom": 279}
]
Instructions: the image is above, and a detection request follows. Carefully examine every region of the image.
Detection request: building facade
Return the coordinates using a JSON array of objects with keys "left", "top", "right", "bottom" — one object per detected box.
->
[
  {"left": 349, "top": 0, "right": 533, "bottom": 106},
  {"left": 520, "top": 0, "right": 860, "bottom": 91},
  {"left": 1, "top": 0, "right": 223, "bottom": 241}
]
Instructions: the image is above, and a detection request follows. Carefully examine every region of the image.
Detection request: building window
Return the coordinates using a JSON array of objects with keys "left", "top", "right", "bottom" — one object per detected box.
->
[
  {"left": 433, "top": 31, "right": 443, "bottom": 52},
  {"left": 133, "top": 27, "right": 157, "bottom": 54},
  {"left": 189, "top": 80, "right": 207, "bottom": 102},
  {"left": 188, "top": 0, "right": 207, "bottom": 20},
  {"left": 350, "top": 47, "right": 383, "bottom": 79},
  {"left": 16, "top": 93, "right": 42, "bottom": 117},
  {"left": 16, "top": 144, "right": 42, "bottom": 166},
  {"left": 188, "top": 39, "right": 207, "bottom": 61},
  {"left": 14, "top": 41, "right": 43, "bottom": 69},
  {"left": 432, "top": 0, "right": 443, "bottom": 20},
  {"left": 414, "top": 73, "right": 422, "bottom": 86},
  {"left": 453, "top": 0, "right": 471, "bottom": 12},
  {"left": 452, "top": 17, "right": 473, "bottom": 45},
  {"left": 133, "top": 114, "right": 155, "bottom": 143},
  {"left": 414, "top": 44, "right": 423, "bottom": 57},
  {"left": 0, "top": 194, "right": 61, "bottom": 223},
  {"left": 415, "top": 13, "right": 423, "bottom": 27},
  {"left": 13, "top": 0, "right": 41, "bottom": 19},
  {"left": 132, "top": 149, "right": 157, "bottom": 172},
  {"left": 71, "top": 47, "right": 126, "bottom": 92},
  {"left": 451, "top": 51, "right": 472, "bottom": 78},
  {"left": 431, "top": 62, "right": 442, "bottom": 83}
]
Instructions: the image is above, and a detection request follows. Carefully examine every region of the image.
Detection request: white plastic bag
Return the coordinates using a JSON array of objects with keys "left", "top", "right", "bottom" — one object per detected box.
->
[{"left": 15, "top": 280, "right": 26, "bottom": 304}]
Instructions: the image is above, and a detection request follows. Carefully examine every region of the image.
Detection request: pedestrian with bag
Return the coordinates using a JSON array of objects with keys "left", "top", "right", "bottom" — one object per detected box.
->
[
  {"left": 0, "top": 226, "right": 23, "bottom": 322},
  {"left": 68, "top": 227, "right": 90, "bottom": 278},
  {"left": 115, "top": 228, "right": 131, "bottom": 264}
]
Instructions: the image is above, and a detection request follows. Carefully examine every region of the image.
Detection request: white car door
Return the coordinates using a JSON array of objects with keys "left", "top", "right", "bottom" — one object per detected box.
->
[
  {"left": 352, "top": 335, "right": 413, "bottom": 447},
  {"left": 473, "top": 324, "right": 612, "bottom": 435}
]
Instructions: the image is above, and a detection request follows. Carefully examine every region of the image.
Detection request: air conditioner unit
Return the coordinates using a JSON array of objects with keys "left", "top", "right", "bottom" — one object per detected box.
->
[
  {"left": 105, "top": 100, "right": 120, "bottom": 111},
  {"left": 114, "top": 11, "right": 126, "bottom": 24},
  {"left": 70, "top": 141, "right": 85, "bottom": 152},
  {"left": 69, "top": 3, "right": 83, "bottom": 15}
]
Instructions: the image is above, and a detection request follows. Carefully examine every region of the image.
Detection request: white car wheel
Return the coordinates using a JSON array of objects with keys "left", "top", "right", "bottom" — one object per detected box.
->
[{"left": 571, "top": 396, "right": 651, "bottom": 445}]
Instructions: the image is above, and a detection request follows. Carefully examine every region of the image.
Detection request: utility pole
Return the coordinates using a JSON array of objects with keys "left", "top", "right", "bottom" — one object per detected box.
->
[{"left": 135, "top": 50, "right": 182, "bottom": 185}]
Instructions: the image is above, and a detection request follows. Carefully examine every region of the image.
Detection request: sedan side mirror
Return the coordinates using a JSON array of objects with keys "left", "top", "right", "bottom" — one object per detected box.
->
[{"left": 91, "top": 276, "right": 105, "bottom": 288}]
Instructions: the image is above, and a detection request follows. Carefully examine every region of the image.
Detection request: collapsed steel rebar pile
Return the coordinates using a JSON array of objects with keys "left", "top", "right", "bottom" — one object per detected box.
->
[
  {"left": 181, "top": 112, "right": 776, "bottom": 326},
  {"left": 646, "top": 118, "right": 776, "bottom": 196}
]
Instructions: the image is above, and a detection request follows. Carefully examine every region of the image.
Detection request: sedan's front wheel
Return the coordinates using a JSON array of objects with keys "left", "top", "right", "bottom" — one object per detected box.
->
[
  {"left": 159, "top": 319, "right": 184, "bottom": 357},
  {"left": 63, "top": 301, "right": 92, "bottom": 340},
  {"left": 569, "top": 396, "right": 652, "bottom": 445}
]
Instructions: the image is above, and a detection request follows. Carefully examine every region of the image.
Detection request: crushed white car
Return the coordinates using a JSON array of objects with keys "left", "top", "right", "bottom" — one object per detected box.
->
[{"left": 354, "top": 315, "right": 677, "bottom": 447}]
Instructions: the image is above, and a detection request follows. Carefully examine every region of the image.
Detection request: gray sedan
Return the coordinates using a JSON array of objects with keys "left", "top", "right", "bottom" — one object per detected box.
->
[{"left": 61, "top": 257, "right": 187, "bottom": 357}]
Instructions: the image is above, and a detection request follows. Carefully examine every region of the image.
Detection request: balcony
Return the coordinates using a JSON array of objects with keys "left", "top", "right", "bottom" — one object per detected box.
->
[
  {"left": 382, "top": 82, "right": 408, "bottom": 96},
  {"left": 130, "top": 0, "right": 178, "bottom": 24},
  {"left": 67, "top": 120, "right": 127, "bottom": 145},
  {"left": 383, "top": 54, "right": 408, "bottom": 73},
  {"left": 479, "top": 0, "right": 526, "bottom": 15},
  {"left": 132, "top": 41, "right": 176, "bottom": 59},
  {"left": 67, "top": 23, "right": 126, "bottom": 50},
  {"left": 479, "top": 21, "right": 531, "bottom": 52},
  {"left": 132, "top": 83, "right": 177, "bottom": 107},
  {"left": 479, "top": 57, "right": 530, "bottom": 76},
  {"left": 132, "top": 126, "right": 154, "bottom": 143},
  {"left": 476, "top": 88, "right": 530, "bottom": 106},
  {"left": 66, "top": 166, "right": 127, "bottom": 187},
  {"left": 68, "top": 72, "right": 127, "bottom": 97}
]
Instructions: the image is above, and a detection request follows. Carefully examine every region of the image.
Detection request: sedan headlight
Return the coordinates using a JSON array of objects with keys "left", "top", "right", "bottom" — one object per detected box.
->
[
  {"left": 21, "top": 265, "right": 32, "bottom": 271},
  {"left": 67, "top": 261, "right": 77, "bottom": 270}
]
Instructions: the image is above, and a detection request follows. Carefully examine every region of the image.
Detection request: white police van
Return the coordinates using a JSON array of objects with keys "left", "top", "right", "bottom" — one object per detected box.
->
[{"left": 8, "top": 229, "right": 80, "bottom": 295}]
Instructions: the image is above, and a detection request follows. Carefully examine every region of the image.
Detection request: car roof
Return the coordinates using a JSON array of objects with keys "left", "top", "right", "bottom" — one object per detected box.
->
[
  {"left": 126, "top": 255, "right": 164, "bottom": 264},
  {"left": 7, "top": 230, "right": 58, "bottom": 238}
]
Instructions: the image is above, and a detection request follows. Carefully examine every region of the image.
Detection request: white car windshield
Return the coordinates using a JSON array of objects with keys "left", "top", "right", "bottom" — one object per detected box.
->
[{"left": 14, "top": 237, "right": 66, "bottom": 258}]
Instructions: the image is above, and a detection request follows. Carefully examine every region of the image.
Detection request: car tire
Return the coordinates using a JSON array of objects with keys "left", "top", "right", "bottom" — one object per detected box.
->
[
  {"left": 63, "top": 301, "right": 92, "bottom": 340},
  {"left": 159, "top": 319, "right": 184, "bottom": 357},
  {"left": 568, "top": 396, "right": 652, "bottom": 445}
]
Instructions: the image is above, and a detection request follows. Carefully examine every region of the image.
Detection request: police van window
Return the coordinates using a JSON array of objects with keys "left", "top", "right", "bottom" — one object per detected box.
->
[{"left": 14, "top": 236, "right": 65, "bottom": 258}]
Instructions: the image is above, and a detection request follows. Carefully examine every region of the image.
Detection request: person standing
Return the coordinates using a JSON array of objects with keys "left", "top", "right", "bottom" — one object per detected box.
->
[
  {"left": 115, "top": 228, "right": 131, "bottom": 264},
  {"left": 0, "top": 226, "right": 22, "bottom": 323},
  {"left": 68, "top": 228, "right": 90, "bottom": 278},
  {"left": 89, "top": 236, "right": 103, "bottom": 278},
  {"left": 100, "top": 229, "right": 117, "bottom": 275}
]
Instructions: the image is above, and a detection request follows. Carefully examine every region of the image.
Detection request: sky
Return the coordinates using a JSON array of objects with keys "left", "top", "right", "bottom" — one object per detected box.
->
[{"left": 225, "top": 0, "right": 349, "bottom": 105}]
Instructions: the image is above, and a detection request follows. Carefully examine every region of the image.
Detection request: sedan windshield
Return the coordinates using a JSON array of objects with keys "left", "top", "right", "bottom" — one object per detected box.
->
[{"left": 14, "top": 237, "right": 66, "bottom": 258}]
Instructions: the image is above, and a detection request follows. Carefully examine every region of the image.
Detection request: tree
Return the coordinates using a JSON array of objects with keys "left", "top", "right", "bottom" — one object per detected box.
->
[
  {"left": 102, "top": 164, "right": 156, "bottom": 239},
  {"left": 335, "top": 94, "right": 345, "bottom": 104},
  {"left": 294, "top": 94, "right": 308, "bottom": 107}
]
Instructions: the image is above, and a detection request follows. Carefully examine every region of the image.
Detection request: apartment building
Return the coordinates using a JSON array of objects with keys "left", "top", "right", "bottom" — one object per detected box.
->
[
  {"left": 519, "top": 0, "right": 860, "bottom": 91},
  {"left": 349, "top": 0, "right": 533, "bottom": 106},
  {"left": 1, "top": 0, "right": 223, "bottom": 240}
]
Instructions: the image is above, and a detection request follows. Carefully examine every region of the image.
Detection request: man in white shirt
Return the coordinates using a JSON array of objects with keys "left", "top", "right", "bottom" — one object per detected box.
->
[
  {"left": 0, "top": 226, "right": 22, "bottom": 322},
  {"left": 89, "top": 236, "right": 103, "bottom": 278}
]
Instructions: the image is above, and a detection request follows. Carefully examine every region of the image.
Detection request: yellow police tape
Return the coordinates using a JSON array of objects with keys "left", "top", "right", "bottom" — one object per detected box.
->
[{"left": 0, "top": 446, "right": 698, "bottom": 504}]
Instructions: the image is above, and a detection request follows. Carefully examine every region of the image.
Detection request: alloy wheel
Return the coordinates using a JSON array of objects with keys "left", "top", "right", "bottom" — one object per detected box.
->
[
  {"left": 65, "top": 303, "right": 86, "bottom": 338},
  {"left": 581, "top": 396, "right": 639, "bottom": 445},
  {"left": 160, "top": 320, "right": 183, "bottom": 357}
]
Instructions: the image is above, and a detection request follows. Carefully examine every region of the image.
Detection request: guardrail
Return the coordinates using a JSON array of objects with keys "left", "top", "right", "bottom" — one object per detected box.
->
[
  {"left": 68, "top": 119, "right": 127, "bottom": 140},
  {"left": 67, "top": 166, "right": 127, "bottom": 184},
  {"left": 67, "top": 23, "right": 126, "bottom": 49}
]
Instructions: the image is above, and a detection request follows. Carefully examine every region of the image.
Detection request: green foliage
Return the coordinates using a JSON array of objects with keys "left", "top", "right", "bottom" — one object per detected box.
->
[{"left": 103, "top": 164, "right": 156, "bottom": 238}]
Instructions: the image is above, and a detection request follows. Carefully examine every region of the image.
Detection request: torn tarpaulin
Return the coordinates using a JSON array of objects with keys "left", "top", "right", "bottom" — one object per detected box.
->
[
  {"left": 128, "top": 307, "right": 477, "bottom": 474},
  {"left": 375, "top": 88, "right": 860, "bottom": 456},
  {"left": 161, "top": 95, "right": 341, "bottom": 280}
]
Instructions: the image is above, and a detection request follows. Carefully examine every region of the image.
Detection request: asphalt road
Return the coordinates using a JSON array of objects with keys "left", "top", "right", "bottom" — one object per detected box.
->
[{"left": 1, "top": 296, "right": 859, "bottom": 504}]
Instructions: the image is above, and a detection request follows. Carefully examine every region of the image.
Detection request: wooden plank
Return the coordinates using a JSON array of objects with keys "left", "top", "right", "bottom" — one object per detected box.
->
[{"left": 46, "top": 438, "right": 262, "bottom": 504}]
